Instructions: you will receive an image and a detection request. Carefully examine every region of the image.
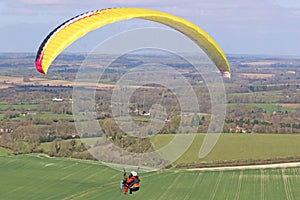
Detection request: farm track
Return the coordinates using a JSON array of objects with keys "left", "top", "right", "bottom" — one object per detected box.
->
[{"left": 186, "top": 162, "right": 300, "bottom": 172}]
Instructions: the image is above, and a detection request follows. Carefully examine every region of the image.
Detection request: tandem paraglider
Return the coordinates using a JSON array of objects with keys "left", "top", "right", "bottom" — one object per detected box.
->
[
  {"left": 119, "top": 168, "right": 141, "bottom": 195},
  {"left": 34, "top": 7, "right": 231, "bottom": 195}
]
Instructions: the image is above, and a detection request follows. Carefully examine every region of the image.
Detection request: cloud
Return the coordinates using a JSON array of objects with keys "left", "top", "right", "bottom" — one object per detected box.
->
[
  {"left": 0, "top": 0, "right": 188, "bottom": 17},
  {"left": 20, "top": 0, "right": 68, "bottom": 5},
  {"left": 2, "top": 0, "right": 300, "bottom": 19},
  {"left": 0, "top": 0, "right": 300, "bottom": 55},
  {"left": 273, "top": 0, "right": 300, "bottom": 8},
  {"left": 3, "top": 7, "right": 37, "bottom": 15}
]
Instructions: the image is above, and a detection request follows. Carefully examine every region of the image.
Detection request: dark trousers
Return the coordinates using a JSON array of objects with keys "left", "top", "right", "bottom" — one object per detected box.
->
[{"left": 130, "top": 187, "right": 140, "bottom": 194}]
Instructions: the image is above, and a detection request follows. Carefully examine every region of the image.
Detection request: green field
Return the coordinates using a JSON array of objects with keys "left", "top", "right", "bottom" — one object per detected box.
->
[
  {"left": 151, "top": 134, "right": 300, "bottom": 166},
  {"left": 4, "top": 113, "right": 74, "bottom": 122},
  {"left": 39, "top": 133, "right": 300, "bottom": 167},
  {"left": 0, "top": 155, "right": 300, "bottom": 199},
  {"left": 227, "top": 103, "right": 295, "bottom": 113},
  {"left": 0, "top": 103, "right": 38, "bottom": 110}
]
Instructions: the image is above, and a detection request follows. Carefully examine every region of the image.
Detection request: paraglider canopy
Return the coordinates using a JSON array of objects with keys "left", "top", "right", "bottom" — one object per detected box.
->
[{"left": 35, "top": 7, "right": 230, "bottom": 75}]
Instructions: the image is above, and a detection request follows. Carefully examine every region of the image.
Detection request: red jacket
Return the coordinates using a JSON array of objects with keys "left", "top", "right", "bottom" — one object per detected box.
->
[{"left": 126, "top": 176, "right": 140, "bottom": 188}]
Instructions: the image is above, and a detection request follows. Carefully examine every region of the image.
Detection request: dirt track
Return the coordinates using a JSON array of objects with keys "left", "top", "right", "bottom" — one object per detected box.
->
[{"left": 186, "top": 162, "right": 300, "bottom": 171}]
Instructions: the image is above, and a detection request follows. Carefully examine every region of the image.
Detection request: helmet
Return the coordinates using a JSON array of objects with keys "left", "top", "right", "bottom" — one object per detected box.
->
[{"left": 131, "top": 171, "right": 137, "bottom": 176}]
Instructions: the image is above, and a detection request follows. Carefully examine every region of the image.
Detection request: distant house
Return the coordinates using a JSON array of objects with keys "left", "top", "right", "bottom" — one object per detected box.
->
[
  {"left": 68, "top": 98, "right": 73, "bottom": 104},
  {"left": 27, "top": 112, "right": 37, "bottom": 115},
  {"left": 67, "top": 134, "right": 80, "bottom": 139},
  {"left": 134, "top": 109, "right": 140, "bottom": 115},
  {"left": 165, "top": 117, "right": 171, "bottom": 122},
  {"left": 0, "top": 128, "right": 13, "bottom": 133},
  {"left": 52, "top": 98, "right": 63, "bottom": 102},
  {"left": 133, "top": 109, "right": 150, "bottom": 116},
  {"left": 223, "top": 71, "right": 231, "bottom": 78},
  {"left": 230, "top": 126, "right": 248, "bottom": 133},
  {"left": 287, "top": 71, "right": 296, "bottom": 74}
]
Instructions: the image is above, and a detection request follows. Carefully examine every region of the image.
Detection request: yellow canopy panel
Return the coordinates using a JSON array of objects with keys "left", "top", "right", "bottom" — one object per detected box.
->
[{"left": 35, "top": 8, "right": 230, "bottom": 74}]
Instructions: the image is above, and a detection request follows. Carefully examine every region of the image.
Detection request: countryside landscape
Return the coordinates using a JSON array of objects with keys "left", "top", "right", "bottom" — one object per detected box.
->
[{"left": 0, "top": 52, "right": 300, "bottom": 199}]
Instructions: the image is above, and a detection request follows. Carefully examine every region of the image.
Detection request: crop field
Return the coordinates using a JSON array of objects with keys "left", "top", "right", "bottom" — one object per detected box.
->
[
  {"left": 0, "top": 75, "right": 74, "bottom": 87},
  {"left": 38, "top": 133, "right": 300, "bottom": 167},
  {"left": 0, "top": 155, "right": 300, "bottom": 200},
  {"left": 227, "top": 90, "right": 284, "bottom": 103},
  {"left": 227, "top": 103, "right": 296, "bottom": 112},
  {"left": 151, "top": 134, "right": 300, "bottom": 165}
]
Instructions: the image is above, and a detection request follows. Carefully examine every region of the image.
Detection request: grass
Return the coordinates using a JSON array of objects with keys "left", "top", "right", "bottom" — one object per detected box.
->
[
  {"left": 0, "top": 155, "right": 118, "bottom": 199},
  {"left": 0, "top": 154, "right": 300, "bottom": 199},
  {"left": 33, "top": 113, "right": 73, "bottom": 119},
  {"left": 38, "top": 139, "right": 84, "bottom": 153},
  {"left": 13, "top": 113, "right": 74, "bottom": 121},
  {"left": 0, "top": 147, "right": 12, "bottom": 156},
  {"left": 0, "top": 103, "right": 38, "bottom": 110}
]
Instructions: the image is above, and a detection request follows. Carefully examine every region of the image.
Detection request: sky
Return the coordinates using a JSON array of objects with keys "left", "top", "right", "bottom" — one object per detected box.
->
[{"left": 0, "top": 0, "right": 300, "bottom": 56}]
